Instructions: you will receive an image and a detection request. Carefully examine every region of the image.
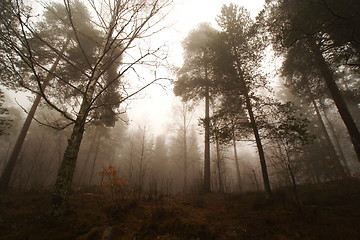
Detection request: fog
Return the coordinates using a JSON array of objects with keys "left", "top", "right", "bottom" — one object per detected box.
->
[{"left": 1, "top": 0, "right": 360, "bottom": 238}]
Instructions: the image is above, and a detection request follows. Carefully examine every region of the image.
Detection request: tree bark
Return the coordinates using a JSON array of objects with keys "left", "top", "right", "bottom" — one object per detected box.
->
[
  {"left": 0, "top": 39, "right": 69, "bottom": 193},
  {"left": 48, "top": 100, "right": 88, "bottom": 218},
  {"left": 308, "top": 36, "right": 360, "bottom": 161},
  {"left": 49, "top": 64, "right": 97, "bottom": 217}
]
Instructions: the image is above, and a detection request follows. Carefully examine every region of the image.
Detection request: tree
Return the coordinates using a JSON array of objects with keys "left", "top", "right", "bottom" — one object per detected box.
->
[
  {"left": 0, "top": 0, "right": 172, "bottom": 217},
  {"left": 280, "top": 47, "right": 348, "bottom": 177},
  {"left": 209, "top": 93, "right": 251, "bottom": 192},
  {"left": 168, "top": 101, "right": 200, "bottom": 192},
  {"left": 209, "top": 116, "right": 228, "bottom": 193},
  {"left": 265, "top": 102, "right": 312, "bottom": 204},
  {"left": 174, "top": 23, "right": 219, "bottom": 192},
  {"left": 266, "top": 0, "right": 360, "bottom": 161},
  {"left": 214, "top": 4, "right": 272, "bottom": 199},
  {"left": 0, "top": 0, "right": 103, "bottom": 193},
  {"left": 0, "top": 42, "right": 70, "bottom": 193},
  {"left": 151, "top": 134, "right": 168, "bottom": 189}
]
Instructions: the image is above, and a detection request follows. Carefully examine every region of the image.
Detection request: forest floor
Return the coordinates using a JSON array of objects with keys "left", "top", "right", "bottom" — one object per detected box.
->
[{"left": 1, "top": 179, "right": 360, "bottom": 240}]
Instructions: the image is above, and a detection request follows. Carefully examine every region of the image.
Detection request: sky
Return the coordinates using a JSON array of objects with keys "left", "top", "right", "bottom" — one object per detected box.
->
[{"left": 127, "top": 0, "right": 266, "bottom": 134}]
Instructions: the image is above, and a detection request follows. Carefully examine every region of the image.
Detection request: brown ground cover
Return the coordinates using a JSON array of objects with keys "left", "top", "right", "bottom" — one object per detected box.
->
[{"left": 1, "top": 179, "right": 360, "bottom": 240}]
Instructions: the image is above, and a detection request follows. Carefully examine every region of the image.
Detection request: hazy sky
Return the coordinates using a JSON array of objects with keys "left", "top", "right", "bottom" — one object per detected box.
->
[
  {"left": 6, "top": 0, "right": 266, "bottom": 135},
  {"left": 127, "top": 0, "right": 266, "bottom": 134}
]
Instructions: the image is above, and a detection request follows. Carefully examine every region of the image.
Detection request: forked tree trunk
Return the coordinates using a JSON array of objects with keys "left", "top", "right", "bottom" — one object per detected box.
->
[{"left": 308, "top": 36, "right": 360, "bottom": 161}]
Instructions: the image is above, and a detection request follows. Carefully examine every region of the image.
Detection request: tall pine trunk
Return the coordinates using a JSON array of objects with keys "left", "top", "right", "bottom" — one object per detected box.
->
[
  {"left": 204, "top": 84, "right": 211, "bottom": 192},
  {"left": 308, "top": 37, "right": 360, "bottom": 161},
  {"left": 0, "top": 39, "right": 69, "bottom": 193},
  {"left": 235, "top": 71, "right": 271, "bottom": 199},
  {"left": 234, "top": 56, "right": 271, "bottom": 199}
]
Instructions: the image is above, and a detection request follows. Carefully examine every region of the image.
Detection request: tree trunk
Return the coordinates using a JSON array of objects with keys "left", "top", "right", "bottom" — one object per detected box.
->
[
  {"left": 287, "top": 161, "right": 300, "bottom": 206},
  {"left": 138, "top": 129, "right": 147, "bottom": 192},
  {"left": 183, "top": 108, "right": 188, "bottom": 192},
  {"left": 243, "top": 84, "right": 272, "bottom": 199},
  {"left": 88, "top": 135, "right": 101, "bottom": 185},
  {"left": 234, "top": 55, "right": 271, "bottom": 198},
  {"left": 319, "top": 101, "right": 351, "bottom": 175},
  {"left": 308, "top": 36, "right": 360, "bottom": 161},
  {"left": 215, "top": 136, "right": 224, "bottom": 193},
  {"left": 204, "top": 85, "right": 211, "bottom": 192},
  {"left": 24, "top": 133, "right": 46, "bottom": 188},
  {"left": 49, "top": 76, "right": 95, "bottom": 218},
  {"left": 78, "top": 128, "right": 98, "bottom": 185},
  {"left": 325, "top": 116, "right": 351, "bottom": 174},
  {"left": 0, "top": 39, "right": 69, "bottom": 193},
  {"left": 232, "top": 126, "right": 242, "bottom": 192},
  {"left": 310, "top": 96, "right": 347, "bottom": 178},
  {"left": 49, "top": 113, "right": 87, "bottom": 218},
  {"left": 252, "top": 169, "right": 260, "bottom": 192}
]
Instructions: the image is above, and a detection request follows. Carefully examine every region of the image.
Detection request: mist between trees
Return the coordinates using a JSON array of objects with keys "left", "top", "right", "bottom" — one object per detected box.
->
[{"left": 0, "top": 0, "right": 359, "bottom": 219}]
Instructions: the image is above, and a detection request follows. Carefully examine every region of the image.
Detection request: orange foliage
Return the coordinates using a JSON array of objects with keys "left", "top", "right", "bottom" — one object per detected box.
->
[{"left": 99, "top": 166, "right": 127, "bottom": 197}]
